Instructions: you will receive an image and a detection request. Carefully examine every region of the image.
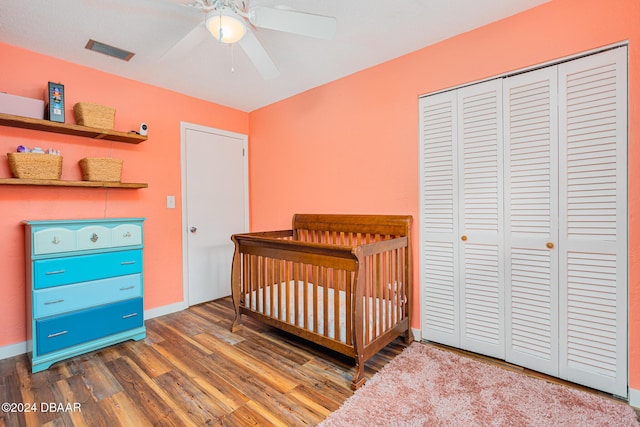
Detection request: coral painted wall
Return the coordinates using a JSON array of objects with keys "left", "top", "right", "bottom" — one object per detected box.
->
[
  {"left": 248, "top": 0, "right": 640, "bottom": 393},
  {"left": 0, "top": 42, "right": 248, "bottom": 348}
]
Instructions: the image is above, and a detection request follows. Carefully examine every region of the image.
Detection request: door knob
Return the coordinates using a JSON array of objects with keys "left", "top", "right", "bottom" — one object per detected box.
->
[
  {"left": 190, "top": 226, "right": 197, "bottom": 233},
  {"left": 546, "top": 242, "right": 554, "bottom": 249},
  {"left": 461, "top": 235, "right": 468, "bottom": 241}
]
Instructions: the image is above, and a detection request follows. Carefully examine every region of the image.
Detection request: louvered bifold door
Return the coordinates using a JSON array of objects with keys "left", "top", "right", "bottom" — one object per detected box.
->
[
  {"left": 503, "top": 67, "right": 559, "bottom": 376},
  {"left": 457, "top": 80, "right": 505, "bottom": 359},
  {"left": 557, "top": 47, "right": 628, "bottom": 397},
  {"left": 419, "top": 90, "right": 460, "bottom": 347}
]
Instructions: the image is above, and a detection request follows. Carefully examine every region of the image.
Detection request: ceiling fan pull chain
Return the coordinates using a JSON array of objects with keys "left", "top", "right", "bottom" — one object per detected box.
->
[
  {"left": 231, "top": 43, "right": 235, "bottom": 73},
  {"left": 218, "top": 11, "right": 224, "bottom": 41}
]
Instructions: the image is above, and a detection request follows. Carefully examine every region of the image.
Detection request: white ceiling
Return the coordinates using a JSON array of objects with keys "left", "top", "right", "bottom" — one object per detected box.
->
[{"left": 0, "top": 0, "right": 549, "bottom": 112}]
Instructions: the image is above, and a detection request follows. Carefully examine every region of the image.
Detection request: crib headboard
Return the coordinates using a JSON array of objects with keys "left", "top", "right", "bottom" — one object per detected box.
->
[{"left": 292, "top": 214, "right": 412, "bottom": 242}]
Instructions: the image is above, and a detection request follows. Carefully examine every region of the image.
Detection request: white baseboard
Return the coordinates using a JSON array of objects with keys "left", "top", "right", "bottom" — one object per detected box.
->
[
  {"left": 629, "top": 386, "right": 640, "bottom": 409},
  {"left": 144, "top": 300, "right": 188, "bottom": 320},
  {"left": 0, "top": 340, "right": 27, "bottom": 360},
  {"left": 0, "top": 300, "right": 188, "bottom": 361}
]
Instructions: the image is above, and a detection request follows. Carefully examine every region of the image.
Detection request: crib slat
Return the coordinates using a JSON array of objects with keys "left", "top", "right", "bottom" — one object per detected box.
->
[
  {"left": 294, "top": 263, "right": 300, "bottom": 327},
  {"left": 303, "top": 264, "right": 309, "bottom": 330},
  {"left": 332, "top": 269, "right": 338, "bottom": 342},
  {"left": 312, "top": 265, "right": 319, "bottom": 334},
  {"left": 285, "top": 260, "right": 291, "bottom": 323},
  {"left": 322, "top": 267, "right": 329, "bottom": 337},
  {"left": 345, "top": 271, "right": 352, "bottom": 346}
]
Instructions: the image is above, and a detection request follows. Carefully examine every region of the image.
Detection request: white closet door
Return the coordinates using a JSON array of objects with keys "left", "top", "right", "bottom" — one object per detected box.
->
[
  {"left": 503, "top": 67, "right": 560, "bottom": 376},
  {"left": 457, "top": 80, "right": 505, "bottom": 358},
  {"left": 558, "top": 47, "right": 628, "bottom": 396},
  {"left": 419, "top": 90, "right": 460, "bottom": 347}
]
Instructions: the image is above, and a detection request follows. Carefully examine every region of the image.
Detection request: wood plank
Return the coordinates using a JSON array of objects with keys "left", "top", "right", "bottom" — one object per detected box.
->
[
  {"left": 0, "top": 178, "right": 147, "bottom": 189},
  {"left": 0, "top": 113, "right": 147, "bottom": 144}
]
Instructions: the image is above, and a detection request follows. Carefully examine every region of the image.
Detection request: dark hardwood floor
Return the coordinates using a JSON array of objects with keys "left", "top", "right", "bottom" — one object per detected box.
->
[
  {"left": 0, "top": 297, "right": 405, "bottom": 427},
  {"left": 1, "top": 297, "right": 638, "bottom": 426}
]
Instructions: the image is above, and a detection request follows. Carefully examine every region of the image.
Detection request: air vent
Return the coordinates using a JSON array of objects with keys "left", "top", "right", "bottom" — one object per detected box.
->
[{"left": 85, "top": 39, "right": 134, "bottom": 61}]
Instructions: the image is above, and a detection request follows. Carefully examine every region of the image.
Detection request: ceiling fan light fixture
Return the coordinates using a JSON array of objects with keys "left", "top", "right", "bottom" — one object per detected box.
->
[{"left": 206, "top": 9, "right": 246, "bottom": 44}]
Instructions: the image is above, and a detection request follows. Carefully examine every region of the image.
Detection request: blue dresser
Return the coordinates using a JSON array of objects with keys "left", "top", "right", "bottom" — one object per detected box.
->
[{"left": 24, "top": 218, "right": 146, "bottom": 372}]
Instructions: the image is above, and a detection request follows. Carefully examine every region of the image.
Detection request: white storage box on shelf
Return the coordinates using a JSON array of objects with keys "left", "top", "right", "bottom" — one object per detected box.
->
[{"left": 0, "top": 92, "right": 45, "bottom": 119}]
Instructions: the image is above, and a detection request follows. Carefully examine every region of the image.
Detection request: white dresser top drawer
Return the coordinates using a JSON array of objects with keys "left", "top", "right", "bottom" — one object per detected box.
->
[
  {"left": 112, "top": 224, "right": 143, "bottom": 247},
  {"left": 77, "top": 225, "right": 112, "bottom": 251},
  {"left": 25, "top": 218, "right": 144, "bottom": 257},
  {"left": 34, "top": 228, "right": 78, "bottom": 255}
]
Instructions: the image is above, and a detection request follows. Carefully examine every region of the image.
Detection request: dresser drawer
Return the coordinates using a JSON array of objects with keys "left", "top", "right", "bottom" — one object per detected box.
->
[
  {"left": 77, "top": 225, "right": 112, "bottom": 251},
  {"left": 33, "top": 227, "right": 77, "bottom": 255},
  {"left": 33, "top": 274, "right": 142, "bottom": 318},
  {"left": 34, "top": 250, "right": 142, "bottom": 289},
  {"left": 36, "top": 298, "right": 143, "bottom": 355},
  {"left": 112, "top": 224, "right": 143, "bottom": 247}
]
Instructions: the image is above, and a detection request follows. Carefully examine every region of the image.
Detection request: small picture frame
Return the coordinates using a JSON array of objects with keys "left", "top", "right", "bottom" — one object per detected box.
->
[{"left": 47, "top": 82, "right": 65, "bottom": 123}]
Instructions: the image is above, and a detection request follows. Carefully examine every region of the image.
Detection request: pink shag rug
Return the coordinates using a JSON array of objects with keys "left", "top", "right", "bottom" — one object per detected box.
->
[{"left": 320, "top": 343, "right": 639, "bottom": 427}]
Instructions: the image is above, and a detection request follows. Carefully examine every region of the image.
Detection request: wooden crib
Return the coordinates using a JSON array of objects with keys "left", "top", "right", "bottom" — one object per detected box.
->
[{"left": 230, "top": 214, "right": 413, "bottom": 390}]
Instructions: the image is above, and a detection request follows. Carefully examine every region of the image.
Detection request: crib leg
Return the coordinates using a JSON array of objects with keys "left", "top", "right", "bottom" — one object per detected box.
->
[
  {"left": 230, "top": 239, "right": 243, "bottom": 333},
  {"left": 230, "top": 293, "right": 242, "bottom": 332},
  {"left": 351, "top": 356, "right": 366, "bottom": 390},
  {"left": 404, "top": 327, "right": 414, "bottom": 345},
  {"left": 231, "top": 314, "right": 242, "bottom": 332}
]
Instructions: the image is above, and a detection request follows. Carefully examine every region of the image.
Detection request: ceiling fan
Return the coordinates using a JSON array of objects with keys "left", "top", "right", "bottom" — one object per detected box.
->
[{"left": 164, "top": 0, "right": 337, "bottom": 79}]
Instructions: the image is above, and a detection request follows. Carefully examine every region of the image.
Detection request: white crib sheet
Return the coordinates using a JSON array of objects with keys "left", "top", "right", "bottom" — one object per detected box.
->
[{"left": 245, "top": 280, "right": 401, "bottom": 343}]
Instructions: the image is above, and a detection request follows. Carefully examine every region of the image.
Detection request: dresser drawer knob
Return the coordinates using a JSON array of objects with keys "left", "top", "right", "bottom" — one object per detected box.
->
[
  {"left": 90, "top": 233, "right": 99, "bottom": 243},
  {"left": 123, "top": 232, "right": 131, "bottom": 238},
  {"left": 52, "top": 236, "right": 61, "bottom": 245},
  {"left": 47, "top": 330, "right": 68, "bottom": 339},
  {"left": 45, "top": 270, "right": 65, "bottom": 275},
  {"left": 120, "top": 285, "right": 135, "bottom": 291},
  {"left": 44, "top": 299, "right": 64, "bottom": 305},
  {"left": 122, "top": 312, "right": 138, "bottom": 319}
]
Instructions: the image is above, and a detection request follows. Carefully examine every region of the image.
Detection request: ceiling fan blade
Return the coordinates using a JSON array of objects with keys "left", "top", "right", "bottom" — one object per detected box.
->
[
  {"left": 238, "top": 27, "right": 280, "bottom": 79},
  {"left": 248, "top": 6, "right": 337, "bottom": 40},
  {"left": 160, "top": 23, "right": 209, "bottom": 62}
]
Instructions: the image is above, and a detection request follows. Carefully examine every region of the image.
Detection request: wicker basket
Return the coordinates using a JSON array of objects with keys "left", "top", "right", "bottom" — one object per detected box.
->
[
  {"left": 79, "top": 157, "right": 122, "bottom": 182},
  {"left": 73, "top": 103, "right": 115, "bottom": 129},
  {"left": 7, "top": 153, "right": 63, "bottom": 180}
]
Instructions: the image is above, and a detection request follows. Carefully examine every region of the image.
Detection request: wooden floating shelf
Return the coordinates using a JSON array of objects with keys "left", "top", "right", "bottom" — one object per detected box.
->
[
  {"left": 0, "top": 113, "right": 147, "bottom": 144},
  {"left": 0, "top": 178, "right": 148, "bottom": 189}
]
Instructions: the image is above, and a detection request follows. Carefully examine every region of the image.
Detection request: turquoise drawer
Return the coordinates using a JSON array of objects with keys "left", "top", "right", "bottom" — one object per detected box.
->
[
  {"left": 34, "top": 250, "right": 142, "bottom": 289},
  {"left": 33, "top": 274, "right": 142, "bottom": 319},
  {"left": 36, "top": 298, "right": 143, "bottom": 355}
]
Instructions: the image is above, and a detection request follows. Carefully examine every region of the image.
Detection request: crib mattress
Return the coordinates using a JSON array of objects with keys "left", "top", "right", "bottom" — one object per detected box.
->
[{"left": 245, "top": 281, "right": 401, "bottom": 343}]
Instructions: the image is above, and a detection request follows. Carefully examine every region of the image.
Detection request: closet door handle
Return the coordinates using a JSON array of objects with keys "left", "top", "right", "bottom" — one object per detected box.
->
[
  {"left": 461, "top": 235, "right": 468, "bottom": 241},
  {"left": 546, "top": 242, "right": 554, "bottom": 249}
]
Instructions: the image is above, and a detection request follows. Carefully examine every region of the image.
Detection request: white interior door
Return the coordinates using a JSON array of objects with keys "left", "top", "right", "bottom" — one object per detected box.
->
[
  {"left": 457, "top": 80, "right": 505, "bottom": 359},
  {"left": 557, "top": 47, "right": 627, "bottom": 396},
  {"left": 419, "top": 89, "right": 461, "bottom": 348},
  {"left": 182, "top": 123, "right": 248, "bottom": 305},
  {"left": 503, "top": 66, "right": 559, "bottom": 376}
]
